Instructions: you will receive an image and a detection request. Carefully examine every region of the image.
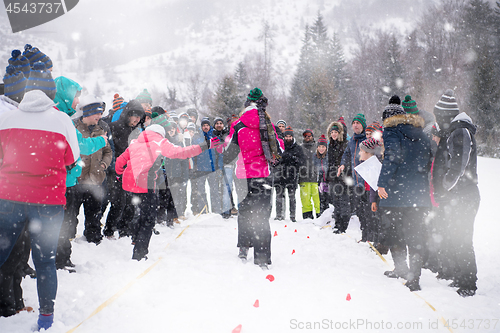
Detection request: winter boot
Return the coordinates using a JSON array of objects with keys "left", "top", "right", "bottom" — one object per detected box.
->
[
  {"left": 238, "top": 247, "right": 249, "bottom": 260},
  {"left": 37, "top": 313, "right": 54, "bottom": 331},
  {"left": 384, "top": 270, "right": 405, "bottom": 279},
  {"left": 302, "top": 211, "right": 314, "bottom": 220},
  {"left": 457, "top": 286, "right": 477, "bottom": 297},
  {"left": 405, "top": 278, "right": 421, "bottom": 292}
]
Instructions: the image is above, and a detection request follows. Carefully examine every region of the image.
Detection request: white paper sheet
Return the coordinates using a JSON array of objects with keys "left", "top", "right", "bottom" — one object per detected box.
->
[{"left": 354, "top": 155, "right": 382, "bottom": 191}]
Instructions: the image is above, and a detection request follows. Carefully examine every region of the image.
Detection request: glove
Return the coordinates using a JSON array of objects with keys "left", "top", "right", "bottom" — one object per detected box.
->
[
  {"left": 209, "top": 137, "right": 222, "bottom": 149},
  {"left": 319, "top": 182, "right": 329, "bottom": 193}
]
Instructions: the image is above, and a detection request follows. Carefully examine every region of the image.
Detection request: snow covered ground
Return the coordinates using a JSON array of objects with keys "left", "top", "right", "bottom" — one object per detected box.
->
[{"left": 1, "top": 156, "right": 500, "bottom": 333}]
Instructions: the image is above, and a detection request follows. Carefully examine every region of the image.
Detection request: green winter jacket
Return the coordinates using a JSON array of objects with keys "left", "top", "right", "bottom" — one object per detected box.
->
[{"left": 53, "top": 76, "right": 82, "bottom": 117}]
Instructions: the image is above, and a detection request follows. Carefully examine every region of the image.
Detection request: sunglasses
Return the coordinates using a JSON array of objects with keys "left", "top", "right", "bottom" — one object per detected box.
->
[{"left": 304, "top": 134, "right": 313, "bottom": 138}]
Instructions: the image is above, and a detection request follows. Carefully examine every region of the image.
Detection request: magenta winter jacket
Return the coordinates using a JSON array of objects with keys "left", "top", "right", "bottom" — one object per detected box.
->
[{"left": 227, "top": 105, "right": 284, "bottom": 179}]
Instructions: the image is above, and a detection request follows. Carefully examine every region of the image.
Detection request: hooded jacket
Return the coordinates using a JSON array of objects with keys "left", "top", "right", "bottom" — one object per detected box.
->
[
  {"left": 0, "top": 90, "right": 80, "bottom": 205},
  {"left": 326, "top": 121, "right": 348, "bottom": 182},
  {"left": 53, "top": 76, "right": 82, "bottom": 117},
  {"left": 378, "top": 113, "right": 432, "bottom": 208},
  {"left": 223, "top": 104, "right": 283, "bottom": 179},
  {"left": 116, "top": 129, "right": 203, "bottom": 193},
  {"left": 109, "top": 102, "right": 145, "bottom": 159},
  {"left": 432, "top": 113, "right": 478, "bottom": 202}
]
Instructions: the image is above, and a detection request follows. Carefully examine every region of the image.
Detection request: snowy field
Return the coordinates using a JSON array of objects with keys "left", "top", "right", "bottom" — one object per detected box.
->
[{"left": 1, "top": 157, "right": 499, "bottom": 333}]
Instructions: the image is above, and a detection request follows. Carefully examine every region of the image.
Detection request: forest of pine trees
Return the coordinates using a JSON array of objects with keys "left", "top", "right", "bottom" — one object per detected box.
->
[{"left": 206, "top": 0, "right": 500, "bottom": 157}]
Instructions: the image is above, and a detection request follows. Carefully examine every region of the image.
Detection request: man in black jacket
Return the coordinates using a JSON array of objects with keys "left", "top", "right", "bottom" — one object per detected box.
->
[
  {"left": 431, "top": 89, "right": 480, "bottom": 297},
  {"left": 275, "top": 126, "right": 304, "bottom": 222},
  {"left": 103, "top": 100, "right": 145, "bottom": 237}
]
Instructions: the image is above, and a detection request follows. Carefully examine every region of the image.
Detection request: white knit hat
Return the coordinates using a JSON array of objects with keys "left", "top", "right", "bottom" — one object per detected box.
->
[{"left": 145, "top": 124, "right": 166, "bottom": 138}]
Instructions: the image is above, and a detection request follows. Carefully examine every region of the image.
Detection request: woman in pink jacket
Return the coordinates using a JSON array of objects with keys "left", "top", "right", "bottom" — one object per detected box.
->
[
  {"left": 115, "top": 124, "right": 219, "bottom": 260},
  {"left": 223, "top": 88, "right": 283, "bottom": 269}
]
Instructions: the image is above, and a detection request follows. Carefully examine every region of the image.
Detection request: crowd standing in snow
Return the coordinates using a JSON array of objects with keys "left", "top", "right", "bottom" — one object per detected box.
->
[{"left": 0, "top": 44, "right": 481, "bottom": 330}]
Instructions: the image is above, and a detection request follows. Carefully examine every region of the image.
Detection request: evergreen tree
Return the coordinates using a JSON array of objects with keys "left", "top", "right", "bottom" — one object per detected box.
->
[
  {"left": 207, "top": 75, "right": 242, "bottom": 120},
  {"left": 463, "top": 0, "right": 500, "bottom": 154},
  {"left": 234, "top": 62, "right": 250, "bottom": 101},
  {"left": 288, "top": 13, "right": 343, "bottom": 133}
]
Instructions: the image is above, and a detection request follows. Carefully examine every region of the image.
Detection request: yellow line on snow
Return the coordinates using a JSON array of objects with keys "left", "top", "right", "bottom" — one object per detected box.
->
[
  {"left": 66, "top": 205, "right": 207, "bottom": 333},
  {"left": 341, "top": 232, "right": 453, "bottom": 332}
]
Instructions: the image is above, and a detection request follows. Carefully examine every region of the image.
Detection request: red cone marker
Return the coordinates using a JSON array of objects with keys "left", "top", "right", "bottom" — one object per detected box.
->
[
  {"left": 346, "top": 293, "right": 351, "bottom": 301},
  {"left": 274, "top": 231, "right": 278, "bottom": 237},
  {"left": 292, "top": 249, "right": 295, "bottom": 255},
  {"left": 232, "top": 324, "right": 242, "bottom": 333},
  {"left": 266, "top": 274, "right": 275, "bottom": 282},
  {"left": 284, "top": 225, "right": 287, "bottom": 228},
  {"left": 294, "top": 229, "right": 297, "bottom": 232},
  {"left": 253, "top": 299, "right": 260, "bottom": 308}
]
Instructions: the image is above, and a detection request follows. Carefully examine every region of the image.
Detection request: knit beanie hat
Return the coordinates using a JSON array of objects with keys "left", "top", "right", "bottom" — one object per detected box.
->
[
  {"left": 213, "top": 117, "right": 224, "bottom": 126},
  {"left": 284, "top": 126, "right": 294, "bottom": 137},
  {"left": 330, "top": 123, "right": 340, "bottom": 133},
  {"left": 402, "top": 95, "right": 419, "bottom": 114},
  {"left": 360, "top": 138, "right": 383, "bottom": 155},
  {"left": 352, "top": 113, "right": 367, "bottom": 130},
  {"left": 25, "top": 62, "right": 56, "bottom": 100},
  {"left": 3, "top": 65, "right": 27, "bottom": 103},
  {"left": 145, "top": 124, "right": 166, "bottom": 138},
  {"left": 136, "top": 89, "right": 152, "bottom": 105},
  {"left": 382, "top": 103, "right": 405, "bottom": 121},
  {"left": 187, "top": 122, "right": 196, "bottom": 131},
  {"left": 388, "top": 95, "right": 401, "bottom": 105},
  {"left": 303, "top": 129, "right": 314, "bottom": 137},
  {"left": 337, "top": 116, "right": 346, "bottom": 127},
  {"left": 112, "top": 93, "right": 124, "bottom": 112},
  {"left": 366, "top": 121, "right": 383, "bottom": 134},
  {"left": 187, "top": 108, "right": 198, "bottom": 121},
  {"left": 201, "top": 117, "right": 211, "bottom": 127},
  {"left": 8, "top": 50, "right": 30, "bottom": 78},
  {"left": 78, "top": 95, "right": 105, "bottom": 118},
  {"left": 247, "top": 87, "right": 263, "bottom": 101},
  {"left": 151, "top": 106, "right": 165, "bottom": 118},
  {"left": 168, "top": 110, "right": 178, "bottom": 120},
  {"left": 276, "top": 119, "right": 286, "bottom": 127},
  {"left": 433, "top": 89, "right": 460, "bottom": 131},
  {"left": 317, "top": 135, "right": 328, "bottom": 147},
  {"left": 22, "top": 44, "right": 53, "bottom": 70}
]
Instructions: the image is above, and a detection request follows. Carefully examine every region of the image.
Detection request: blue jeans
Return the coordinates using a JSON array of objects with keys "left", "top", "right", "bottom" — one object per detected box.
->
[
  {"left": 0, "top": 199, "right": 64, "bottom": 314},
  {"left": 222, "top": 166, "right": 234, "bottom": 214}
]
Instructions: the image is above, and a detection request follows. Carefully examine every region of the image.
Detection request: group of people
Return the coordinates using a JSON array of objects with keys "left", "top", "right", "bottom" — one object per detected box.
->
[
  {"left": 270, "top": 92, "right": 479, "bottom": 297},
  {"left": 0, "top": 44, "right": 480, "bottom": 331}
]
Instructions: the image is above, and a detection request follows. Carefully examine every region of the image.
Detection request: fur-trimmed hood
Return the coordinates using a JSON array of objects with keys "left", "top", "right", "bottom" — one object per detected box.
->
[
  {"left": 326, "top": 121, "right": 345, "bottom": 142},
  {"left": 383, "top": 113, "right": 425, "bottom": 129}
]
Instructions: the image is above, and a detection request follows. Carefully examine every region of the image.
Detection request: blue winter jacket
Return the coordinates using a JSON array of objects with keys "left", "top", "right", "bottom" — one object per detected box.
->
[
  {"left": 340, "top": 131, "right": 366, "bottom": 187},
  {"left": 377, "top": 114, "right": 432, "bottom": 208},
  {"left": 192, "top": 127, "right": 218, "bottom": 172}
]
